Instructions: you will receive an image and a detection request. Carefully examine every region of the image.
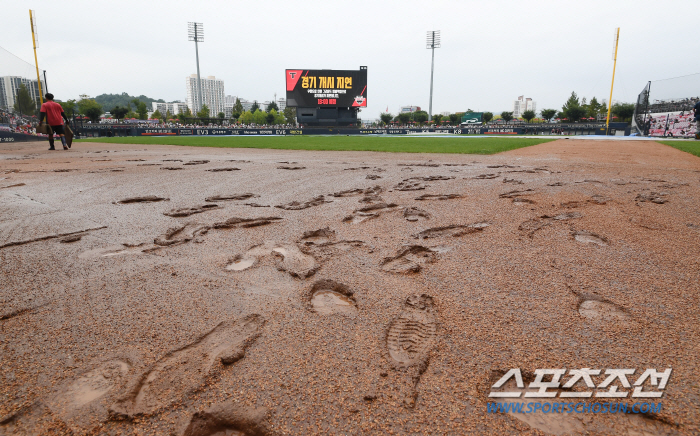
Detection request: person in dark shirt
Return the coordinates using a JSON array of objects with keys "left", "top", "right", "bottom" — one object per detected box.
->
[{"left": 38, "top": 93, "right": 70, "bottom": 150}]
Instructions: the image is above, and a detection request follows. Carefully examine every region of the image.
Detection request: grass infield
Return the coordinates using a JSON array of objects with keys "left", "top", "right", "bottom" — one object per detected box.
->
[
  {"left": 655, "top": 140, "right": 700, "bottom": 158},
  {"left": 77, "top": 136, "right": 557, "bottom": 155}
]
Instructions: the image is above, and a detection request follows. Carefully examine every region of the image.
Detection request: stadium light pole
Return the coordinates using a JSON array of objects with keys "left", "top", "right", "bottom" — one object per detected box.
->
[
  {"left": 426, "top": 30, "right": 441, "bottom": 122},
  {"left": 188, "top": 22, "right": 204, "bottom": 114}
]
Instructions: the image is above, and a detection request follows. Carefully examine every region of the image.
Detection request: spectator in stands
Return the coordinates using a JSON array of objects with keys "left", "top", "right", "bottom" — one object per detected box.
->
[{"left": 695, "top": 100, "right": 700, "bottom": 139}]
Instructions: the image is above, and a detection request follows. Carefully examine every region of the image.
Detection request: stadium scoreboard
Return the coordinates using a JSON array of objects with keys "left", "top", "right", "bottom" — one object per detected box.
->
[{"left": 286, "top": 67, "right": 367, "bottom": 108}]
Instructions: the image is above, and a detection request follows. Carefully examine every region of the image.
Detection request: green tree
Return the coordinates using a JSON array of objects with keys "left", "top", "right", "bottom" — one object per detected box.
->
[
  {"left": 266, "top": 110, "right": 276, "bottom": 124},
  {"left": 218, "top": 112, "right": 225, "bottom": 119},
  {"left": 253, "top": 109, "right": 266, "bottom": 125},
  {"left": 165, "top": 110, "right": 173, "bottom": 121},
  {"left": 413, "top": 110, "right": 428, "bottom": 124},
  {"left": 540, "top": 109, "right": 557, "bottom": 122},
  {"left": 500, "top": 111, "right": 514, "bottom": 123},
  {"left": 611, "top": 103, "right": 635, "bottom": 123},
  {"left": 250, "top": 101, "right": 260, "bottom": 113},
  {"left": 397, "top": 112, "right": 411, "bottom": 124},
  {"left": 482, "top": 112, "right": 494, "bottom": 124},
  {"left": 111, "top": 105, "right": 129, "bottom": 122},
  {"left": 283, "top": 107, "right": 296, "bottom": 124},
  {"left": 433, "top": 114, "right": 443, "bottom": 125},
  {"left": 234, "top": 98, "right": 244, "bottom": 114},
  {"left": 449, "top": 113, "right": 461, "bottom": 125},
  {"left": 58, "top": 99, "right": 77, "bottom": 116},
  {"left": 13, "top": 84, "right": 36, "bottom": 115},
  {"left": 522, "top": 110, "right": 536, "bottom": 123},
  {"left": 197, "top": 104, "right": 210, "bottom": 119},
  {"left": 151, "top": 109, "right": 163, "bottom": 121},
  {"left": 134, "top": 101, "right": 148, "bottom": 120},
  {"left": 239, "top": 110, "right": 254, "bottom": 124},
  {"left": 266, "top": 101, "right": 279, "bottom": 112},
  {"left": 77, "top": 98, "right": 103, "bottom": 122},
  {"left": 379, "top": 113, "right": 393, "bottom": 126},
  {"left": 562, "top": 91, "right": 585, "bottom": 122},
  {"left": 586, "top": 97, "right": 601, "bottom": 119}
]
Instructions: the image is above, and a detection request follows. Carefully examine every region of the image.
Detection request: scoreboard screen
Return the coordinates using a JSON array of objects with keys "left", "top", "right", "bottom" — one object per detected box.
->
[{"left": 286, "top": 68, "right": 367, "bottom": 108}]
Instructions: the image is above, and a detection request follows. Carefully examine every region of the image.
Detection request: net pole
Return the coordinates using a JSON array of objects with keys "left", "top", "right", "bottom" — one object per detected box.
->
[
  {"left": 605, "top": 27, "right": 620, "bottom": 134},
  {"left": 29, "top": 10, "right": 43, "bottom": 106}
]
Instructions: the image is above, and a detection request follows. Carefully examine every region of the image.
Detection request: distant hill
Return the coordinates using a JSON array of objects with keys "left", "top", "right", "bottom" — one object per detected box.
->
[{"left": 94, "top": 93, "right": 166, "bottom": 111}]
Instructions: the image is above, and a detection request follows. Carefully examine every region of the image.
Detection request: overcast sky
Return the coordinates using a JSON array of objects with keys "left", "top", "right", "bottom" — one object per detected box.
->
[{"left": 3, "top": 0, "right": 699, "bottom": 118}]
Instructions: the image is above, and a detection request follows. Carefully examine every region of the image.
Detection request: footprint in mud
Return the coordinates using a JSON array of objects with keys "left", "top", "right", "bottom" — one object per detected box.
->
[
  {"left": 300, "top": 228, "right": 336, "bottom": 245},
  {"left": 512, "top": 197, "right": 535, "bottom": 205},
  {"left": 385, "top": 294, "right": 438, "bottom": 408},
  {"left": 183, "top": 160, "right": 210, "bottom": 165},
  {"left": 181, "top": 402, "right": 270, "bottom": 436},
  {"left": 397, "top": 162, "right": 440, "bottom": 167},
  {"left": 277, "top": 165, "right": 306, "bottom": 170},
  {"left": 206, "top": 167, "right": 241, "bottom": 172},
  {"left": 226, "top": 241, "right": 318, "bottom": 278},
  {"left": 415, "top": 194, "right": 462, "bottom": 201},
  {"left": 473, "top": 173, "right": 499, "bottom": 179},
  {"left": 154, "top": 223, "right": 210, "bottom": 246},
  {"left": 366, "top": 174, "right": 382, "bottom": 180},
  {"left": 162, "top": 159, "right": 183, "bottom": 162},
  {"left": 635, "top": 191, "right": 668, "bottom": 204},
  {"left": 502, "top": 178, "right": 523, "bottom": 184},
  {"left": 110, "top": 314, "right": 264, "bottom": 418},
  {"left": 547, "top": 212, "right": 583, "bottom": 221},
  {"left": 205, "top": 193, "right": 257, "bottom": 202},
  {"left": 115, "top": 196, "right": 169, "bottom": 204},
  {"left": 308, "top": 280, "right": 358, "bottom": 316},
  {"left": 578, "top": 299, "right": 632, "bottom": 326},
  {"left": 414, "top": 222, "right": 488, "bottom": 239},
  {"left": 332, "top": 186, "right": 382, "bottom": 198},
  {"left": 79, "top": 244, "right": 150, "bottom": 259},
  {"left": 213, "top": 216, "right": 282, "bottom": 229},
  {"left": 403, "top": 207, "right": 430, "bottom": 222},
  {"left": 499, "top": 189, "right": 534, "bottom": 198},
  {"left": 359, "top": 194, "right": 384, "bottom": 203},
  {"left": 519, "top": 219, "right": 550, "bottom": 237},
  {"left": 573, "top": 231, "right": 608, "bottom": 246},
  {"left": 60, "top": 234, "right": 83, "bottom": 243},
  {"left": 275, "top": 195, "right": 331, "bottom": 210},
  {"left": 161, "top": 167, "right": 183, "bottom": 171},
  {"left": 547, "top": 181, "right": 565, "bottom": 186},
  {"left": 343, "top": 202, "right": 398, "bottom": 224},
  {"left": 561, "top": 200, "right": 583, "bottom": 208},
  {"left": 164, "top": 204, "right": 220, "bottom": 217},
  {"left": 381, "top": 246, "right": 437, "bottom": 274},
  {"left": 394, "top": 180, "right": 428, "bottom": 191},
  {"left": 302, "top": 240, "right": 366, "bottom": 262},
  {"left": 49, "top": 359, "right": 133, "bottom": 430},
  {"left": 588, "top": 194, "right": 610, "bottom": 205},
  {"left": 244, "top": 203, "right": 271, "bottom": 208}
]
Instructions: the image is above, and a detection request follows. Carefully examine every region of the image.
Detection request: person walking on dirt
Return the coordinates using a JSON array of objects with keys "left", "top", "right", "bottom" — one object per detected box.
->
[{"left": 38, "top": 93, "right": 70, "bottom": 150}]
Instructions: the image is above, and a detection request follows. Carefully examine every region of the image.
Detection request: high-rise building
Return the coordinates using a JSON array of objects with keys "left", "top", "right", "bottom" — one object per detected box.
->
[
  {"left": 0, "top": 76, "right": 46, "bottom": 111},
  {"left": 185, "top": 74, "right": 225, "bottom": 116},
  {"left": 151, "top": 101, "right": 188, "bottom": 117},
  {"left": 223, "top": 95, "right": 238, "bottom": 118},
  {"left": 400, "top": 106, "right": 421, "bottom": 113},
  {"left": 277, "top": 98, "right": 286, "bottom": 112},
  {"left": 513, "top": 95, "right": 536, "bottom": 118}
]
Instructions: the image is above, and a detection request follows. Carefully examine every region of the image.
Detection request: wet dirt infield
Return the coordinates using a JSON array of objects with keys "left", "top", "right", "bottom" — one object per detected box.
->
[{"left": 1, "top": 139, "right": 699, "bottom": 435}]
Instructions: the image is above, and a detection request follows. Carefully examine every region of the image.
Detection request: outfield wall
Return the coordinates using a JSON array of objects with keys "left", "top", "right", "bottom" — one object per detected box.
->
[{"left": 74, "top": 123, "right": 631, "bottom": 138}]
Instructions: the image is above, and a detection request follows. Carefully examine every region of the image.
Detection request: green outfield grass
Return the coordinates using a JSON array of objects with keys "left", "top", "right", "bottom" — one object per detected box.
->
[
  {"left": 77, "top": 135, "right": 557, "bottom": 155},
  {"left": 655, "top": 140, "right": 700, "bottom": 158}
]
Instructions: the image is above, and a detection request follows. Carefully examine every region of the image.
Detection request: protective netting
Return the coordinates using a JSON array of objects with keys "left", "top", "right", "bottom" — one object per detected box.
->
[
  {"left": 0, "top": 45, "right": 47, "bottom": 127},
  {"left": 634, "top": 73, "right": 700, "bottom": 137}
]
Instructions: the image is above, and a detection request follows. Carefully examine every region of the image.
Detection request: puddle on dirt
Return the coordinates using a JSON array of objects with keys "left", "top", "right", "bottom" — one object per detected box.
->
[
  {"left": 573, "top": 232, "right": 608, "bottom": 246},
  {"left": 578, "top": 300, "right": 630, "bottom": 325},
  {"left": 311, "top": 290, "right": 358, "bottom": 316},
  {"left": 226, "top": 257, "right": 256, "bottom": 271}
]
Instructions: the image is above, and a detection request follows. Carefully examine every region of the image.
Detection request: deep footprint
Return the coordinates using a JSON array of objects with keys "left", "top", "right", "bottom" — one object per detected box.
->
[
  {"left": 414, "top": 223, "right": 488, "bottom": 239},
  {"left": 309, "top": 280, "right": 358, "bottom": 316},
  {"left": 275, "top": 196, "right": 331, "bottom": 210},
  {"left": 154, "top": 224, "right": 210, "bottom": 246},
  {"left": 213, "top": 216, "right": 283, "bottom": 229},
  {"left": 163, "top": 204, "right": 220, "bottom": 217},
  {"left": 116, "top": 196, "right": 169, "bottom": 204},
  {"left": 110, "top": 314, "right": 264, "bottom": 417},
  {"left": 381, "top": 246, "right": 437, "bottom": 274},
  {"left": 403, "top": 207, "right": 430, "bottom": 222},
  {"left": 205, "top": 193, "right": 257, "bottom": 202},
  {"left": 181, "top": 401, "right": 270, "bottom": 436}
]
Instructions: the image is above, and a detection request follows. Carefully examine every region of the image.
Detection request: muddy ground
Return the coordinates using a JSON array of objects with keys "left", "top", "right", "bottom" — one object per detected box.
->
[{"left": 1, "top": 138, "right": 699, "bottom": 435}]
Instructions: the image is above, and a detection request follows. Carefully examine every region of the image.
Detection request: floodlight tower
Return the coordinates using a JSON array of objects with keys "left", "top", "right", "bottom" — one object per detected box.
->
[
  {"left": 188, "top": 22, "right": 204, "bottom": 113},
  {"left": 426, "top": 30, "right": 441, "bottom": 121}
]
